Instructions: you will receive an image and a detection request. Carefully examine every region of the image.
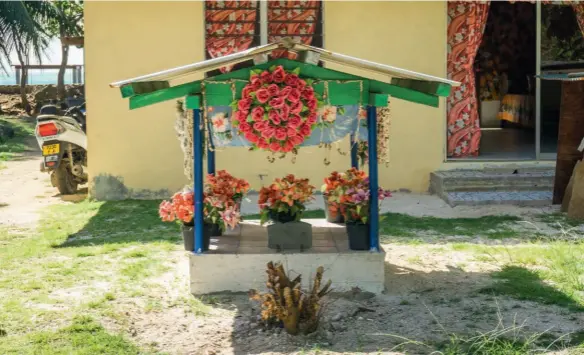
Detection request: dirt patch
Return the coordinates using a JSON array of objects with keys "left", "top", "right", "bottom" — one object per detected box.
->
[{"left": 95, "top": 246, "right": 584, "bottom": 355}]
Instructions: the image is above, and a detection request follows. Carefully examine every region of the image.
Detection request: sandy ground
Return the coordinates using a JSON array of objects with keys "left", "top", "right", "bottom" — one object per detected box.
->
[{"left": 1, "top": 154, "right": 583, "bottom": 354}]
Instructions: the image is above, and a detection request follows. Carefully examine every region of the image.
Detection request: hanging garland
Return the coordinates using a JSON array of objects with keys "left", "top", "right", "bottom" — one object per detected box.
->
[{"left": 231, "top": 65, "right": 324, "bottom": 154}]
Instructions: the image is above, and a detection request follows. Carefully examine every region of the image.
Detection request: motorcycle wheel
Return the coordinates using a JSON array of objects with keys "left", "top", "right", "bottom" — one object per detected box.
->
[{"left": 53, "top": 163, "right": 78, "bottom": 195}]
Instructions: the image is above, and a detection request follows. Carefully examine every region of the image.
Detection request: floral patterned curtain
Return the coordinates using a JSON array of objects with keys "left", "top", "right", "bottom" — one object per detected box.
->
[
  {"left": 268, "top": 0, "right": 320, "bottom": 59},
  {"left": 447, "top": 2, "right": 490, "bottom": 158},
  {"left": 205, "top": 1, "right": 258, "bottom": 73},
  {"left": 573, "top": 2, "right": 584, "bottom": 35}
]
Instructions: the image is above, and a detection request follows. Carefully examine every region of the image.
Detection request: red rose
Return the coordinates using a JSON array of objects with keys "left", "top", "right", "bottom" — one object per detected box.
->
[
  {"left": 284, "top": 140, "right": 295, "bottom": 152},
  {"left": 300, "top": 123, "right": 312, "bottom": 137},
  {"left": 261, "top": 71, "right": 272, "bottom": 84},
  {"left": 258, "top": 138, "right": 269, "bottom": 149},
  {"left": 279, "top": 104, "right": 290, "bottom": 120},
  {"left": 275, "top": 128, "right": 287, "bottom": 141},
  {"left": 238, "top": 99, "right": 252, "bottom": 111},
  {"left": 235, "top": 110, "right": 249, "bottom": 122},
  {"left": 261, "top": 126, "right": 275, "bottom": 139},
  {"left": 269, "top": 97, "right": 285, "bottom": 109},
  {"left": 307, "top": 113, "right": 318, "bottom": 125},
  {"left": 302, "top": 87, "right": 315, "bottom": 100},
  {"left": 267, "top": 84, "right": 279, "bottom": 97},
  {"left": 271, "top": 66, "right": 286, "bottom": 83},
  {"left": 256, "top": 88, "right": 270, "bottom": 104},
  {"left": 269, "top": 141, "right": 281, "bottom": 152},
  {"left": 288, "top": 115, "right": 302, "bottom": 128},
  {"left": 296, "top": 79, "right": 307, "bottom": 89},
  {"left": 279, "top": 86, "right": 292, "bottom": 99},
  {"left": 290, "top": 135, "right": 304, "bottom": 145},
  {"left": 239, "top": 122, "right": 251, "bottom": 133},
  {"left": 287, "top": 127, "right": 297, "bottom": 137},
  {"left": 252, "top": 106, "right": 265, "bottom": 121},
  {"left": 307, "top": 98, "right": 317, "bottom": 111},
  {"left": 290, "top": 101, "right": 303, "bottom": 114},
  {"left": 245, "top": 132, "right": 259, "bottom": 143},
  {"left": 288, "top": 89, "right": 301, "bottom": 104},
  {"left": 285, "top": 74, "right": 299, "bottom": 87},
  {"left": 242, "top": 85, "right": 254, "bottom": 98},
  {"left": 253, "top": 121, "right": 266, "bottom": 131},
  {"left": 269, "top": 110, "right": 281, "bottom": 125}
]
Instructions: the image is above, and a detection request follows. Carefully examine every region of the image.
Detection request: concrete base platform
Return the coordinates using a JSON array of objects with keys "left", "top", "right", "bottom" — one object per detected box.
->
[{"left": 189, "top": 219, "right": 385, "bottom": 294}]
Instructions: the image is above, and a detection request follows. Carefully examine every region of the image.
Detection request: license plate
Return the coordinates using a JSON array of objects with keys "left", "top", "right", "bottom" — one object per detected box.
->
[{"left": 42, "top": 144, "right": 60, "bottom": 156}]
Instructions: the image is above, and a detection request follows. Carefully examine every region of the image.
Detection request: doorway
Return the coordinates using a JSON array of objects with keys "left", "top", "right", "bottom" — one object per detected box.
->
[
  {"left": 446, "top": 2, "right": 584, "bottom": 161},
  {"left": 474, "top": 1, "right": 537, "bottom": 160}
]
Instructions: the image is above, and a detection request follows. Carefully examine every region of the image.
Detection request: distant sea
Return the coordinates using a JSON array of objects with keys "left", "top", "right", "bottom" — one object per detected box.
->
[{"left": 0, "top": 69, "right": 82, "bottom": 85}]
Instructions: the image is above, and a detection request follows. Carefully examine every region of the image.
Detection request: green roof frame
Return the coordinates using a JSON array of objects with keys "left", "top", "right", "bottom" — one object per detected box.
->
[{"left": 118, "top": 58, "right": 453, "bottom": 110}]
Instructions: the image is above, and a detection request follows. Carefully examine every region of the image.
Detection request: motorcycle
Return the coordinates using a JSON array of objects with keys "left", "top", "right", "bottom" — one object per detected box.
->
[{"left": 35, "top": 101, "right": 87, "bottom": 195}]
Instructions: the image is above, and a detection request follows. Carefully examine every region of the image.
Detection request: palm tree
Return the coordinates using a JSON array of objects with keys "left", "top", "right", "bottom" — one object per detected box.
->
[
  {"left": 46, "top": 1, "right": 83, "bottom": 100},
  {"left": 0, "top": 1, "right": 55, "bottom": 113}
]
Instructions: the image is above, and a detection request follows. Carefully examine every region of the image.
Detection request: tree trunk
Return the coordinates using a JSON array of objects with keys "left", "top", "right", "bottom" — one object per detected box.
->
[
  {"left": 57, "top": 35, "right": 69, "bottom": 101},
  {"left": 19, "top": 68, "right": 30, "bottom": 115},
  {"left": 553, "top": 81, "right": 584, "bottom": 204}
]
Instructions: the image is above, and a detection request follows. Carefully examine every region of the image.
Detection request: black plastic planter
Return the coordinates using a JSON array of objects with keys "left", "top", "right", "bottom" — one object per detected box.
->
[
  {"left": 181, "top": 224, "right": 212, "bottom": 251},
  {"left": 210, "top": 223, "right": 222, "bottom": 237},
  {"left": 346, "top": 223, "right": 370, "bottom": 250},
  {"left": 269, "top": 210, "right": 297, "bottom": 223}
]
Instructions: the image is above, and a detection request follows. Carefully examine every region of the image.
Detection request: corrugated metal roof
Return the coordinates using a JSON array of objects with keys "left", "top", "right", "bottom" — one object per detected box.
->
[{"left": 110, "top": 38, "right": 459, "bottom": 88}]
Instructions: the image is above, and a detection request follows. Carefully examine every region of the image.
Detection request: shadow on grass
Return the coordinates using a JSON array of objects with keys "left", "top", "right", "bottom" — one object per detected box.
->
[
  {"left": 480, "top": 265, "right": 584, "bottom": 312},
  {"left": 54, "top": 200, "right": 180, "bottom": 248}
]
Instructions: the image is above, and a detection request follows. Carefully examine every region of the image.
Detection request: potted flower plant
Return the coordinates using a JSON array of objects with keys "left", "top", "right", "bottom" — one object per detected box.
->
[
  {"left": 321, "top": 171, "right": 346, "bottom": 223},
  {"left": 339, "top": 170, "right": 392, "bottom": 250},
  {"left": 258, "top": 174, "right": 315, "bottom": 250},
  {"left": 159, "top": 188, "right": 241, "bottom": 251},
  {"left": 205, "top": 170, "right": 250, "bottom": 233}
]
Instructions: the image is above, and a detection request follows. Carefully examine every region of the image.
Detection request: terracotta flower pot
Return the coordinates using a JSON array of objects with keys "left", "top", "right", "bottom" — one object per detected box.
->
[{"left": 323, "top": 195, "right": 344, "bottom": 223}]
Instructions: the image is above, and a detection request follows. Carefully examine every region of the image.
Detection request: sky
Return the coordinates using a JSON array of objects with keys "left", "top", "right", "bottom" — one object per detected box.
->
[{"left": 7, "top": 38, "right": 84, "bottom": 65}]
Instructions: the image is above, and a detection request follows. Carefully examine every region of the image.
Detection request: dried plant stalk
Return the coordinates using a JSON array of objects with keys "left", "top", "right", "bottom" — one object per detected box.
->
[{"left": 249, "top": 261, "right": 332, "bottom": 335}]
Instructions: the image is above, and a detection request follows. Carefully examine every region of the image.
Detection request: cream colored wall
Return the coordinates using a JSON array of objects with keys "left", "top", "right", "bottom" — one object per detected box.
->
[
  {"left": 324, "top": 1, "right": 447, "bottom": 192},
  {"left": 86, "top": 1, "right": 447, "bottom": 199},
  {"left": 85, "top": 1, "right": 203, "bottom": 198}
]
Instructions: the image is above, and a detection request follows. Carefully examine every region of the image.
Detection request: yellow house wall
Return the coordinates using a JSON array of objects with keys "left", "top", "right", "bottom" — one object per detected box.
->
[{"left": 85, "top": 1, "right": 446, "bottom": 199}]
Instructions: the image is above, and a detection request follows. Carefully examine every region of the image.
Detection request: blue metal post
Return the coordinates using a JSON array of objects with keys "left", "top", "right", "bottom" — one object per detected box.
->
[
  {"left": 193, "top": 108, "right": 204, "bottom": 254},
  {"left": 367, "top": 106, "right": 379, "bottom": 252},
  {"left": 350, "top": 133, "right": 358, "bottom": 169}
]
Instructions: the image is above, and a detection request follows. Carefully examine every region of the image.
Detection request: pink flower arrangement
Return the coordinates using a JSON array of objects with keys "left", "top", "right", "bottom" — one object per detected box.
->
[{"left": 232, "top": 65, "right": 323, "bottom": 154}]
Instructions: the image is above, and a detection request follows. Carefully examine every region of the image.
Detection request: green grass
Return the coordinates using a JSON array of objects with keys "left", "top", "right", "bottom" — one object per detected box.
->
[
  {"left": 453, "top": 241, "right": 584, "bottom": 310},
  {"left": 536, "top": 212, "right": 584, "bottom": 229},
  {"left": 0, "top": 316, "right": 141, "bottom": 355},
  {"left": 0, "top": 117, "right": 36, "bottom": 161},
  {"left": 245, "top": 209, "right": 522, "bottom": 239},
  {"left": 480, "top": 265, "right": 584, "bottom": 311},
  {"left": 380, "top": 213, "right": 521, "bottom": 239},
  {"left": 0, "top": 199, "right": 189, "bottom": 352}
]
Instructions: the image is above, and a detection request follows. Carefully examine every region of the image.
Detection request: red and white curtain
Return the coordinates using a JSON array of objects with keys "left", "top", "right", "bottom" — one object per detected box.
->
[
  {"left": 205, "top": 1, "right": 258, "bottom": 73},
  {"left": 447, "top": 1, "right": 490, "bottom": 158},
  {"left": 205, "top": 0, "right": 320, "bottom": 72},
  {"left": 268, "top": 0, "right": 320, "bottom": 59}
]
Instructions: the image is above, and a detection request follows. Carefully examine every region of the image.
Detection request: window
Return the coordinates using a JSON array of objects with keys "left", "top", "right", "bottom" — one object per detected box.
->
[{"left": 204, "top": 1, "right": 323, "bottom": 75}]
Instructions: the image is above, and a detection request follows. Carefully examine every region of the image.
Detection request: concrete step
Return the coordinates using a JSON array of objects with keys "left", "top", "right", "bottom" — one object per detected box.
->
[
  {"left": 443, "top": 190, "right": 553, "bottom": 207},
  {"left": 430, "top": 169, "right": 554, "bottom": 193}
]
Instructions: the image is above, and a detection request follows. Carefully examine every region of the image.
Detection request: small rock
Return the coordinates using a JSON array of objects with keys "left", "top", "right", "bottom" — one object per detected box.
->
[
  {"left": 331, "top": 313, "right": 343, "bottom": 322},
  {"left": 130, "top": 329, "right": 137, "bottom": 337},
  {"left": 357, "top": 316, "right": 364, "bottom": 321},
  {"left": 325, "top": 331, "right": 334, "bottom": 341},
  {"left": 330, "top": 322, "right": 347, "bottom": 332}
]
